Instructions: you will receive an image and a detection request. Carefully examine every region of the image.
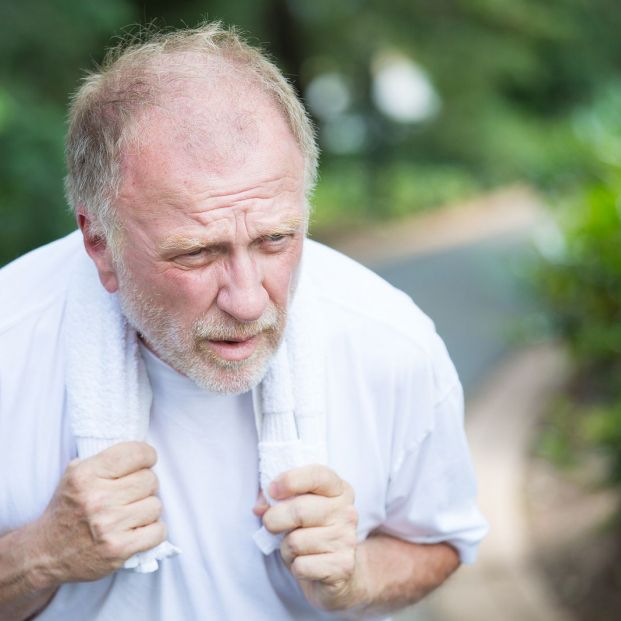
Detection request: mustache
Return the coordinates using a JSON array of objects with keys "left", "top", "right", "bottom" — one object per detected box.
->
[{"left": 192, "top": 306, "right": 283, "bottom": 341}]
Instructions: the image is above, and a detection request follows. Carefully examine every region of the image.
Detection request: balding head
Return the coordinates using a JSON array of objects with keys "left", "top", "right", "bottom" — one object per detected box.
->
[{"left": 64, "top": 21, "right": 318, "bottom": 252}]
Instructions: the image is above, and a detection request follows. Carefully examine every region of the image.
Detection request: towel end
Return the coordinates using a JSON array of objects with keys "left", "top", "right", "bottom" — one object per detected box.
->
[
  {"left": 123, "top": 540, "right": 182, "bottom": 573},
  {"left": 253, "top": 526, "right": 283, "bottom": 555}
]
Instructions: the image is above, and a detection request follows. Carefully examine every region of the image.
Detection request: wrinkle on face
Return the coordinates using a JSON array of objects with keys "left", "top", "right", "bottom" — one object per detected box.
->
[
  {"left": 116, "top": 127, "right": 305, "bottom": 264},
  {"left": 136, "top": 173, "right": 301, "bottom": 220},
  {"left": 98, "top": 65, "right": 308, "bottom": 393},
  {"left": 115, "top": 101, "right": 304, "bottom": 248},
  {"left": 111, "top": 87, "right": 305, "bottom": 290}
]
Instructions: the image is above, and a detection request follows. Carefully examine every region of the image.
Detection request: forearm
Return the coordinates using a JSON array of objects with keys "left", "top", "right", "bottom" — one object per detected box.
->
[
  {"left": 0, "top": 524, "right": 58, "bottom": 621},
  {"left": 344, "top": 532, "right": 460, "bottom": 619}
]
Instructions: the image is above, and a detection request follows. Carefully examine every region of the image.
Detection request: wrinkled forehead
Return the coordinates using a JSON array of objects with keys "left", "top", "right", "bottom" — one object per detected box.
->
[
  {"left": 108, "top": 53, "right": 305, "bottom": 203},
  {"left": 115, "top": 85, "right": 305, "bottom": 215}
]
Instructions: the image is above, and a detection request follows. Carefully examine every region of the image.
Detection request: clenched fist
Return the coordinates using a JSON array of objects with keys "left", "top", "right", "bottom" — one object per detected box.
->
[
  {"left": 27, "top": 441, "right": 166, "bottom": 589},
  {"left": 253, "top": 465, "right": 367, "bottom": 612}
]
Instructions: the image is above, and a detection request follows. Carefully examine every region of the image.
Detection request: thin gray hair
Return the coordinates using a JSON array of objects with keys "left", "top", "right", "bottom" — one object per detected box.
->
[{"left": 64, "top": 21, "right": 319, "bottom": 253}]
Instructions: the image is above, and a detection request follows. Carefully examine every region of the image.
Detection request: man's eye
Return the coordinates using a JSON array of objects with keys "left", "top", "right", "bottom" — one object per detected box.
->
[
  {"left": 173, "top": 248, "right": 211, "bottom": 266},
  {"left": 265, "top": 234, "right": 286, "bottom": 243}
]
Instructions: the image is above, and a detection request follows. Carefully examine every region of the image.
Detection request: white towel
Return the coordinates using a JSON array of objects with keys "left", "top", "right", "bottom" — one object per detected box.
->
[
  {"left": 64, "top": 245, "right": 326, "bottom": 573},
  {"left": 252, "top": 272, "right": 327, "bottom": 554}
]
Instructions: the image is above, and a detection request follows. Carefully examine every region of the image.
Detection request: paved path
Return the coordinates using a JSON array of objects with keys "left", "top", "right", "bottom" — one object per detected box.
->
[
  {"left": 374, "top": 233, "right": 534, "bottom": 396},
  {"left": 326, "top": 185, "right": 542, "bottom": 395}
]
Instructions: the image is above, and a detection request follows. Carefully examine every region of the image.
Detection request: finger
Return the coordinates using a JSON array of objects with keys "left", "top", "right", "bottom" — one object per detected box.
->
[
  {"left": 252, "top": 490, "right": 269, "bottom": 517},
  {"left": 87, "top": 442, "right": 158, "bottom": 479},
  {"left": 290, "top": 550, "right": 356, "bottom": 584},
  {"left": 253, "top": 504, "right": 269, "bottom": 518},
  {"left": 280, "top": 524, "right": 353, "bottom": 566},
  {"left": 110, "top": 468, "right": 159, "bottom": 505},
  {"left": 122, "top": 520, "right": 168, "bottom": 556},
  {"left": 116, "top": 496, "right": 163, "bottom": 531},
  {"left": 270, "top": 465, "right": 352, "bottom": 501},
  {"left": 263, "top": 494, "right": 336, "bottom": 534}
]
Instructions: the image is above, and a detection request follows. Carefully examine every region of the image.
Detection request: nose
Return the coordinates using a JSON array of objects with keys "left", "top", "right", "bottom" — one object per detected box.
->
[{"left": 216, "top": 250, "right": 269, "bottom": 322}]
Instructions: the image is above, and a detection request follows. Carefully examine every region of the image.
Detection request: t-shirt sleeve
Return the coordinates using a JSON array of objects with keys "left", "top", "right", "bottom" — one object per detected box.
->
[{"left": 379, "top": 369, "right": 489, "bottom": 564}]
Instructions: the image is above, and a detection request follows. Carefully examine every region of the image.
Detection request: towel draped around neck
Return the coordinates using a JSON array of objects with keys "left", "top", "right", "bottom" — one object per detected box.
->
[{"left": 63, "top": 246, "right": 326, "bottom": 573}]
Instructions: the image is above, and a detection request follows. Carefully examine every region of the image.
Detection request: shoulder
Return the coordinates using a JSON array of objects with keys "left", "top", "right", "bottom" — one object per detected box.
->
[
  {"left": 0, "top": 231, "right": 82, "bottom": 335},
  {"left": 303, "top": 239, "right": 435, "bottom": 341},
  {"left": 303, "top": 239, "right": 459, "bottom": 400}
]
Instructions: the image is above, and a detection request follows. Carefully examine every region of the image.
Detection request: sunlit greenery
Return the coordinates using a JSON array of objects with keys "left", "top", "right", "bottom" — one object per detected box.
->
[
  {"left": 1, "top": 0, "right": 620, "bottom": 266},
  {"left": 535, "top": 83, "right": 621, "bottom": 488}
]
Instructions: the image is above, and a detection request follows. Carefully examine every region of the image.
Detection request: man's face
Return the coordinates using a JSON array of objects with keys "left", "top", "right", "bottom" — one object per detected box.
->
[{"left": 104, "top": 99, "right": 306, "bottom": 394}]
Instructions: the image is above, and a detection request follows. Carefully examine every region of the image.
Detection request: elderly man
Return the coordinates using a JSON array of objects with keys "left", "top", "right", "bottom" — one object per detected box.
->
[{"left": 0, "top": 22, "right": 487, "bottom": 620}]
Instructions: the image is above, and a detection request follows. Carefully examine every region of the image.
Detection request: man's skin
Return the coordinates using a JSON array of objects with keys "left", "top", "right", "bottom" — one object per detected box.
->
[
  {"left": 253, "top": 465, "right": 460, "bottom": 615},
  {"left": 0, "top": 66, "right": 460, "bottom": 620},
  {"left": 0, "top": 443, "right": 165, "bottom": 620}
]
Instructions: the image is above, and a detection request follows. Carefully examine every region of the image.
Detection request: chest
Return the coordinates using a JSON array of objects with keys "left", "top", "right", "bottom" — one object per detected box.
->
[
  {"left": 147, "top": 394, "right": 263, "bottom": 555},
  {"left": 0, "top": 366, "right": 390, "bottom": 543}
]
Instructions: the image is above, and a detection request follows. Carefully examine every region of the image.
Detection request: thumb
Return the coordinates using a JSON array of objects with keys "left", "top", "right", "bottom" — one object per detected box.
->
[{"left": 252, "top": 489, "right": 270, "bottom": 517}]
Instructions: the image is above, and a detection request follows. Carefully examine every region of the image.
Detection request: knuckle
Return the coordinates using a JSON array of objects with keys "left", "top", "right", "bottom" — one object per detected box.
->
[
  {"left": 262, "top": 511, "right": 277, "bottom": 534},
  {"left": 330, "top": 468, "right": 343, "bottom": 488},
  {"left": 65, "top": 463, "right": 88, "bottom": 491},
  {"left": 279, "top": 539, "right": 291, "bottom": 564},
  {"left": 290, "top": 500, "right": 304, "bottom": 526},
  {"left": 89, "top": 515, "right": 110, "bottom": 540},
  {"left": 100, "top": 536, "right": 125, "bottom": 561},
  {"left": 133, "top": 469, "right": 157, "bottom": 496},
  {"left": 149, "top": 496, "right": 163, "bottom": 517},
  {"left": 82, "top": 491, "right": 105, "bottom": 515},
  {"left": 310, "top": 467, "right": 323, "bottom": 491},
  {"left": 322, "top": 464, "right": 336, "bottom": 485},
  {"left": 286, "top": 530, "right": 302, "bottom": 555},
  {"left": 343, "top": 504, "right": 358, "bottom": 526},
  {"left": 290, "top": 556, "right": 306, "bottom": 579},
  {"left": 65, "top": 459, "right": 80, "bottom": 477},
  {"left": 278, "top": 471, "right": 291, "bottom": 492},
  {"left": 139, "top": 443, "right": 157, "bottom": 466}
]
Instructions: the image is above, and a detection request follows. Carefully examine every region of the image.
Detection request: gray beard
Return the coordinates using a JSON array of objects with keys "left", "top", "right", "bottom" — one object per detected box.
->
[{"left": 115, "top": 269, "right": 287, "bottom": 395}]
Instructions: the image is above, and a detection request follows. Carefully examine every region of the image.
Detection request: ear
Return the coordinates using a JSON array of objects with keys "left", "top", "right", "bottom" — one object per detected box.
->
[{"left": 77, "top": 208, "right": 119, "bottom": 293}]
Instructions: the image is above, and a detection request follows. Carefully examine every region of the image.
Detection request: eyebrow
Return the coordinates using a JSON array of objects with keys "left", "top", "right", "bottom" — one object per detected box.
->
[{"left": 157, "top": 216, "right": 307, "bottom": 254}]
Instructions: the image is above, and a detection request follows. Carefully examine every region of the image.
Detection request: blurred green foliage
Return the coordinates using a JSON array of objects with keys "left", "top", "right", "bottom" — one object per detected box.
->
[
  {"left": 1, "top": 0, "right": 621, "bottom": 265},
  {"left": 0, "top": 0, "right": 136, "bottom": 263},
  {"left": 311, "top": 160, "right": 480, "bottom": 231},
  {"left": 536, "top": 84, "right": 621, "bottom": 487},
  {"left": 538, "top": 179, "right": 621, "bottom": 376}
]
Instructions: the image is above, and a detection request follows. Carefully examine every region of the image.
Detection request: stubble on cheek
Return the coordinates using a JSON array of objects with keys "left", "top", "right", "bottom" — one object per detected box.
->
[{"left": 116, "top": 265, "right": 288, "bottom": 393}]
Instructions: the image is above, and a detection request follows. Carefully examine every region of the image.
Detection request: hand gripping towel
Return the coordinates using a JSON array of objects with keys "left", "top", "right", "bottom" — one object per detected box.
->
[{"left": 63, "top": 245, "right": 326, "bottom": 573}]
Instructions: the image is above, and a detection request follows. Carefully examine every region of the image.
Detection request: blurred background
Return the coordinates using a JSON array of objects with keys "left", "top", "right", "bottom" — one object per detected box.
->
[{"left": 1, "top": 1, "right": 620, "bottom": 620}]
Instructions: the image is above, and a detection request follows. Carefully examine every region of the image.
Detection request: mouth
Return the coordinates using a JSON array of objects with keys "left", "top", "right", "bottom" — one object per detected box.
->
[{"left": 206, "top": 335, "right": 259, "bottom": 361}]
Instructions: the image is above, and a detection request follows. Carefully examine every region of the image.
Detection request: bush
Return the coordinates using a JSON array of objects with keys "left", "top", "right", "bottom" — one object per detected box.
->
[
  {"left": 536, "top": 179, "right": 621, "bottom": 487},
  {"left": 538, "top": 177, "right": 621, "bottom": 385}
]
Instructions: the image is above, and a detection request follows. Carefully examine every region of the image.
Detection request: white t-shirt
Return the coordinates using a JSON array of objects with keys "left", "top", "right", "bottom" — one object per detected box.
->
[{"left": 0, "top": 232, "right": 488, "bottom": 620}]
